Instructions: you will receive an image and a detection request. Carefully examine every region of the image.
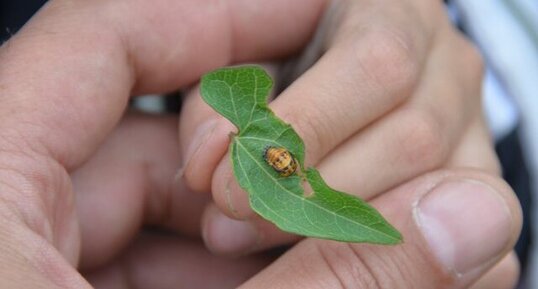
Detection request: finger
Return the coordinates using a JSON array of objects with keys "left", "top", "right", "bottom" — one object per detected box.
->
[
  {"left": 180, "top": 0, "right": 434, "bottom": 194},
  {"left": 201, "top": 117, "right": 497, "bottom": 256},
  {"left": 240, "top": 169, "right": 522, "bottom": 289},
  {"left": 201, "top": 203, "right": 300, "bottom": 256},
  {"left": 317, "top": 28, "right": 484, "bottom": 196},
  {"left": 470, "top": 251, "right": 519, "bottom": 289},
  {"left": 207, "top": 18, "right": 483, "bottom": 224},
  {"left": 84, "top": 232, "right": 272, "bottom": 289},
  {"left": 178, "top": 63, "right": 280, "bottom": 194},
  {"left": 72, "top": 113, "right": 210, "bottom": 270}
]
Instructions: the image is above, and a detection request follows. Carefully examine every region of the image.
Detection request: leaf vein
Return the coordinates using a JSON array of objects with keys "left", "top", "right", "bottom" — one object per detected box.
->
[{"left": 235, "top": 140, "right": 393, "bottom": 240}]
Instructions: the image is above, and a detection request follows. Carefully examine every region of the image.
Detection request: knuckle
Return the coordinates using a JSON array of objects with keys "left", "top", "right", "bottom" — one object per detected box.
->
[
  {"left": 449, "top": 32, "right": 484, "bottom": 100},
  {"left": 460, "top": 40, "right": 484, "bottom": 80},
  {"left": 397, "top": 110, "right": 447, "bottom": 168},
  {"left": 353, "top": 28, "right": 418, "bottom": 98}
]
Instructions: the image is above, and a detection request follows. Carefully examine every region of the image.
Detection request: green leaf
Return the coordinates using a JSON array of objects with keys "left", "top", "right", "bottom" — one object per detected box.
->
[{"left": 200, "top": 66, "right": 402, "bottom": 244}]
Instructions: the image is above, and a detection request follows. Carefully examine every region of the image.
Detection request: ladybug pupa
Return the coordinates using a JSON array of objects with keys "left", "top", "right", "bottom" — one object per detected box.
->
[{"left": 263, "top": 146, "right": 298, "bottom": 177}]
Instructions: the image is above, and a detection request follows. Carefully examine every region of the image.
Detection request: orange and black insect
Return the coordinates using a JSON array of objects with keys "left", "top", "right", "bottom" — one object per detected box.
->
[{"left": 263, "top": 146, "right": 298, "bottom": 177}]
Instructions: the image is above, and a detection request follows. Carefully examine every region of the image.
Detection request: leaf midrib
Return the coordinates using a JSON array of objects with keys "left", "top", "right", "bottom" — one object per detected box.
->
[
  {"left": 247, "top": 72, "right": 259, "bottom": 124},
  {"left": 235, "top": 138, "right": 398, "bottom": 242}
]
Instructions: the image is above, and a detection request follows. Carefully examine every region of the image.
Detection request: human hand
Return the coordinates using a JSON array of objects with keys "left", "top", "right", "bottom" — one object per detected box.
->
[
  {"left": 0, "top": 0, "right": 327, "bottom": 287},
  {"left": 72, "top": 114, "right": 273, "bottom": 288},
  {"left": 179, "top": 0, "right": 522, "bottom": 288}
]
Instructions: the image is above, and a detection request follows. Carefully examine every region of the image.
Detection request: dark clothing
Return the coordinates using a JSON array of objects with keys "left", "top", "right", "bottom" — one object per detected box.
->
[{"left": 0, "top": 0, "right": 46, "bottom": 43}]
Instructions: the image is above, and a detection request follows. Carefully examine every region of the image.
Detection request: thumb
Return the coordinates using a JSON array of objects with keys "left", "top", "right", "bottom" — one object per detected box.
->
[{"left": 239, "top": 169, "right": 522, "bottom": 289}]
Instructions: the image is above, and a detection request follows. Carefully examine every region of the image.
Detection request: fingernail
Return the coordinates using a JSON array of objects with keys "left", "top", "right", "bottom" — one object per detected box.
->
[
  {"left": 224, "top": 176, "right": 254, "bottom": 219},
  {"left": 415, "top": 180, "right": 512, "bottom": 276},
  {"left": 182, "top": 119, "right": 218, "bottom": 170},
  {"left": 204, "top": 207, "right": 260, "bottom": 255},
  {"left": 224, "top": 177, "right": 240, "bottom": 217}
]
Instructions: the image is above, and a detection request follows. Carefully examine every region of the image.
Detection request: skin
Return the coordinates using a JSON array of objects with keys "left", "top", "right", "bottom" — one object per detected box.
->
[{"left": 0, "top": 0, "right": 522, "bottom": 288}]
